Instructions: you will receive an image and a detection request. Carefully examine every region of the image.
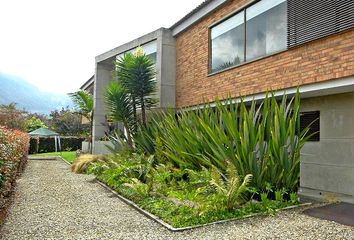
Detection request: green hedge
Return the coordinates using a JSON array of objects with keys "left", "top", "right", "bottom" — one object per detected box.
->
[{"left": 29, "top": 137, "right": 85, "bottom": 154}]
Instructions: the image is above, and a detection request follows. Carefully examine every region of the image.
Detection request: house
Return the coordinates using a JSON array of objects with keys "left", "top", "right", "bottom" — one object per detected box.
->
[
  {"left": 89, "top": 0, "right": 354, "bottom": 203},
  {"left": 80, "top": 75, "right": 94, "bottom": 95}
]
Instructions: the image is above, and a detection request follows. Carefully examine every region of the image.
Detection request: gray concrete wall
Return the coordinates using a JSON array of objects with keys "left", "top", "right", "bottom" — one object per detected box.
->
[
  {"left": 157, "top": 30, "right": 176, "bottom": 108},
  {"left": 92, "top": 141, "right": 115, "bottom": 155},
  {"left": 299, "top": 92, "right": 354, "bottom": 203},
  {"left": 92, "top": 62, "right": 112, "bottom": 152},
  {"left": 92, "top": 28, "right": 176, "bottom": 154}
]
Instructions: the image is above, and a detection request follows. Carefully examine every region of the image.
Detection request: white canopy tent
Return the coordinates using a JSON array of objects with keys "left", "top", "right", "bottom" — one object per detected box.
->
[{"left": 28, "top": 128, "right": 61, "bottom": 152}]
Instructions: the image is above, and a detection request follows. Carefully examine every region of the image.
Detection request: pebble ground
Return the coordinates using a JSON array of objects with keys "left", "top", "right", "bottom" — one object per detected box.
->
[{"left": 0, "top": 159, "right": 353, "bottom": 240}]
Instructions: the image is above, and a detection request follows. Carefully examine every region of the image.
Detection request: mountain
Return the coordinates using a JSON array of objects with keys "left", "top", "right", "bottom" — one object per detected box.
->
[{"left": 0, "top": 73, "right": 73, "bottom": 114}]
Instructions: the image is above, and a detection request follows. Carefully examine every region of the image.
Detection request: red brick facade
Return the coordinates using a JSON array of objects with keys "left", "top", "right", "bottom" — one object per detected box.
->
[{"left": 175, "top": 0, "right": 354, "bottom": 108}]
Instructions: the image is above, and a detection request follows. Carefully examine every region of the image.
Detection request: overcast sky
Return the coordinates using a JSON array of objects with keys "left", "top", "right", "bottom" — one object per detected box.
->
[{"left": 0, "top": 0, "right": 202, "bottom": 94}]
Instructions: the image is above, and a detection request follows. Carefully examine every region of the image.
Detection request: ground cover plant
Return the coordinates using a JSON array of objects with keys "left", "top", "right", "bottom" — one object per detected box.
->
[
  {"left": 73, "top": 86, "right": 309, "bottom": 227},
  {"left": 31, "top": 151, "right": 77, "bottom": 164}
]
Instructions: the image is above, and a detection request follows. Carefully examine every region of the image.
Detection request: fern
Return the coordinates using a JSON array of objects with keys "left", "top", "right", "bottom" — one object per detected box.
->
[{"left": 210, "top": 161, "right": 252, "bottom": 210}]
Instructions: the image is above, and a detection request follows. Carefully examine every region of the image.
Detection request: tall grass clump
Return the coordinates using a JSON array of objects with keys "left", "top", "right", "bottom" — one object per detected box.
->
[{"left": 134, "top": 91, "right": 311, "bottom": 193}]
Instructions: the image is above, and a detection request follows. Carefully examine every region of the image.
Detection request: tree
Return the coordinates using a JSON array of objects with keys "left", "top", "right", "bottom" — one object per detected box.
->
[
  {"left": 103, "top": 81, "right": 135, "bottom": 149},
  {"left": 69, "top": 91, "right": 94, "bottom": 151},
  {"left": 0, "top": 103, "right": 28, "bottom": 131},
  {"left": 49, "top": 108, "right": 89, "bottom": 136},
  {"left": 114, "top": 47, "right": 157, "bottom": 126},
  {"left": 26, "top": 117, "right": 47, "bottom": 132}
]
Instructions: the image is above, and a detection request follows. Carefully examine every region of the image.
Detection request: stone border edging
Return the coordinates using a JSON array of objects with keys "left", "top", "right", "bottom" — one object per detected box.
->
[
  {"left": 28, "top": 156, "right": 72, "bottom": 166},
  {"left": 56, "top": 156, "right": 71, "bottom": 166},
  {"left": 94, "top": 179, "right": 312, "bottom": 232}
]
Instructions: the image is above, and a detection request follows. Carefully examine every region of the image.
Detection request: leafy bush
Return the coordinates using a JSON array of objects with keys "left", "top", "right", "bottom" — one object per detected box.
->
[{"left": 0, "top": 126, "right": 29, "bottom": 198}]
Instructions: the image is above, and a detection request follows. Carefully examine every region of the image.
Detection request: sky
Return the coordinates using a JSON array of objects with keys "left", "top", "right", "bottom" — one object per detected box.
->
[{"left": 0, "top": 0, "right": 202, "bottom": 94}]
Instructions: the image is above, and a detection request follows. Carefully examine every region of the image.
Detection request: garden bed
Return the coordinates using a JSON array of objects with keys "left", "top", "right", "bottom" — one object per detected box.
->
[
  {"left": 70, "top": 91, "right": 311, "bottom": 230},
  {"left": 95, "top": 178, "right": 310, "bottom": 231}
]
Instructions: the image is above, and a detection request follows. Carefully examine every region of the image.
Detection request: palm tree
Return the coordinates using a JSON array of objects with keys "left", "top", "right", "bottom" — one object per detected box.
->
[
  {"left": 103, "top": 81, "right": 135, "bottom": 149},
  {"left": 114, "top": 48, "right": 157, "bottom": 126},
  {"left": 69, "top": 90, "right": 93, "bottom": 152},
  {"left": 114, "top": 53, "right": 137, "bottom": 121}
]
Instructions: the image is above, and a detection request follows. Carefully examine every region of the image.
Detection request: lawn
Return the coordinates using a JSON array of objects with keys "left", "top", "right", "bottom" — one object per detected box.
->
[{"left": 30, "top": 151, "right": 77, "bottom": 164}]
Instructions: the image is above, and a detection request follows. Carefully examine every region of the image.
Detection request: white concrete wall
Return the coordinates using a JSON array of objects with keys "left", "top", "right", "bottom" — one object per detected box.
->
[{"left": 300, "top": 92, "right": 354, "bottom": 203}]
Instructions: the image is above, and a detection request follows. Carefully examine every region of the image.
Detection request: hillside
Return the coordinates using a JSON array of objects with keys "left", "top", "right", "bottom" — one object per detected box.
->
[{"left": 0, "top": 73, "right": 73, "bottom": 114}]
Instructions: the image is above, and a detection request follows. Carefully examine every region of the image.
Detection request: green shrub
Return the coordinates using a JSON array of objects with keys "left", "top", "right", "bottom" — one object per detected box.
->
[
  {"left": 0, "top": 126, "right": 29, "bottom": 198},
  {"left": 134, "top": 91, "right": 311, "bottom": 193}
]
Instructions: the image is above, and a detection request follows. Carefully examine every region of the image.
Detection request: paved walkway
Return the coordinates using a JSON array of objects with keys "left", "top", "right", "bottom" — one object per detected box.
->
[{"left": 0, "top": 159, "right": 353, "bottom": 240}]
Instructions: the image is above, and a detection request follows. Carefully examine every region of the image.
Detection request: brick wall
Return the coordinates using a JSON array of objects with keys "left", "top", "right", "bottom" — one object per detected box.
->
[{"left": 175, "top": 0, "right": 354, "bottom": 108}]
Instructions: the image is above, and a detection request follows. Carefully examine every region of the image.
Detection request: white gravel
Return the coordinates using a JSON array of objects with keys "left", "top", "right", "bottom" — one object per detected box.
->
[{"left": 0, "top": 159, "right": 353, "bottom": 240}]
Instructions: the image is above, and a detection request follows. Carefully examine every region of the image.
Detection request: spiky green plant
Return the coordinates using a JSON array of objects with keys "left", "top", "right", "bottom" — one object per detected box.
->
[
  {"left": 114, "top": 48, "right": 157, "bottom": 126},
  {"left": 133, "top": 90, "right": 311, "bottom": 193},
  {"left": 103, "top": 81, "right": 135, "bottom": 149}
]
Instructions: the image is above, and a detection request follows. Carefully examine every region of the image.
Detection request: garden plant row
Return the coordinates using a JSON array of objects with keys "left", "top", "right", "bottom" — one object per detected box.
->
[{"left": 73, "top": 92, "right": 309, "bottom": 228}]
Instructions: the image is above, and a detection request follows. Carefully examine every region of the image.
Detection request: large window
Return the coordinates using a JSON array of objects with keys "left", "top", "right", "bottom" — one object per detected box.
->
[
  {"left": 211, "top": 11, "right": 245, "bottom": 72},
  {"left": 246, "top": 0, "right": 287, "bottom": 61},
  {"left": 210, "top": 0, "right": 287, "bottom": 73}
]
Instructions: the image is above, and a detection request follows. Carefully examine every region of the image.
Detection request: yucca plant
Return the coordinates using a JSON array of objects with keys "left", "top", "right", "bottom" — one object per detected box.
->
[{"left": 114, "top": 48, "right": 157, "bottom": 126}]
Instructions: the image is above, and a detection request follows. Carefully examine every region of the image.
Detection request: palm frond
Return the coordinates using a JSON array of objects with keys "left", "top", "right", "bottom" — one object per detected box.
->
[{"left": 69, "top": 90, "right": 93, "bottom": 119}]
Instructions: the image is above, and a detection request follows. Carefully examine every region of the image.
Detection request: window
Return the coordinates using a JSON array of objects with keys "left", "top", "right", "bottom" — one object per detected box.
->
[
  {"left": 246, "top": 0, "right": 287, "bottom": 61},
  {"left": 211, "top": 11, "right": 245, "bottom": 72},
  {"left": 300, "top": 111, "right": 320, "bottom": 142},
  {"left": 141, "top": 40, "right": 157, "bottom": 63},
  {"left": 210, "top": 0, "right": 287, "bottom": 73}
]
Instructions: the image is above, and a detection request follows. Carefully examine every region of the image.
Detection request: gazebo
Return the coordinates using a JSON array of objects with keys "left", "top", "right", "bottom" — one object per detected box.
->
[{"left": 29, "top": 128, "right": 61, "bottom": 152}]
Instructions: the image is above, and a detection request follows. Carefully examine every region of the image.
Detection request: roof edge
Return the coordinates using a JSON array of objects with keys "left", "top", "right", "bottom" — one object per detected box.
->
[
  {"left": 170, "top": 0, "right": 228, "bottom": 36},
  {"left": 95, "top": 27, "right": 168, "bottom": 64},
  {"left": 80, "top": 75, "right": 94, "bottom": 91}
]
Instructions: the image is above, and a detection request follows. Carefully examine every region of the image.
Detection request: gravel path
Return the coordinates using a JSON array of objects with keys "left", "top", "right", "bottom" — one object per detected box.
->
[{"left": 0, "top": 159, "right": 353, "bottom": 240}]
